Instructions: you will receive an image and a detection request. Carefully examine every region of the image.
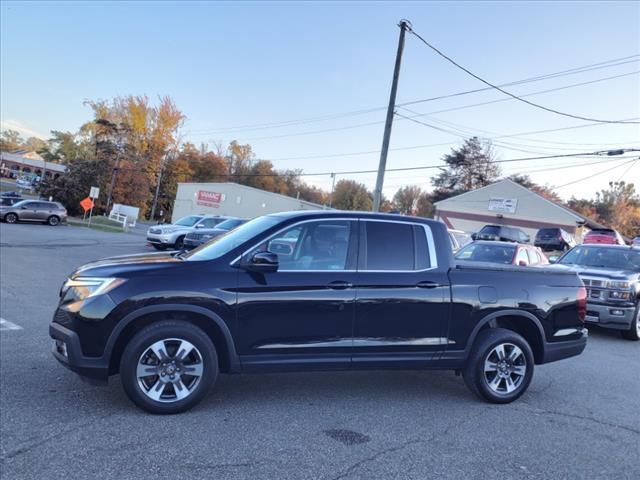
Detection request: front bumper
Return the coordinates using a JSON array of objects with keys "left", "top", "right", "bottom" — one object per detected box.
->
[
  {"left": 584, "top": 302, "right": 636, "bottom": 330},
  {"left": 49, "top": 322, "right": 109, "bottom": 384},
  {"left": 146, "top": 232, "right": 177, "bottom": 246},
  {"left": 540, "top": 328, "right": 588, "bottom": 364}
]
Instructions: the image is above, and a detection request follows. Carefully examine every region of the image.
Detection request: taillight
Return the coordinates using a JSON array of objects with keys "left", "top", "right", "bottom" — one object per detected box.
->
[{"left": 577, "top": 286, "right": 587, "bottom": 322}]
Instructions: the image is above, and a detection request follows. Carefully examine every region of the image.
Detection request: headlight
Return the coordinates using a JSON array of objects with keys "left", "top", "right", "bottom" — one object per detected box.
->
[
  {"left": 609, "top": 290, "right": 631, "bottom": 300},
  {"left": 610, "top": 281, "right": 630, "bottom": 289},
  {"left": 60, "top": 277, "right": 125, "bottom": 301},
  {"left": 202, "top": 235, "right": 213, "bottom": 240}
]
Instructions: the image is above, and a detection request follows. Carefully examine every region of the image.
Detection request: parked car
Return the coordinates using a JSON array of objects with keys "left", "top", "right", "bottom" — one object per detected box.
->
[
  {"left": 455, "top": 241, "right": 548, "bottom": 266},
  {"left": 146, "top": 215, "right": 232, "bottom": 250},
  {"left": 448, "top": 229, "right": 472, "bottom": 252},
  {"left": 583, "top": 228, "right": 626, "bottom": 245},
  {"left": 550, "top": 245, "right": 639, "bottom": 340},
  {"left": 534, "top": 228, "right": 576, "bottom": 252},
  {"left": 0, "top": 194, "right": 23, "bottom": 206},
  {"left": 183, "top": 217, "right": 247, "bottom": 250},
  {"left": 0, "top": 199, "right": 67, "bottom": 226},
  {"left": 50, "top": 211, "right": 587, "bottom": 414},
  {"left": 633, "top": 236, "right": 640, "bottom": 247},
  {"left": 1, "top": 191, "right": 22, "bottom": 197},
  {"left": 473, "top": 225, "right": 530, "bottom": 243},
  {"left": 15, "top": 178, "right": 34, "bottom": 191}
]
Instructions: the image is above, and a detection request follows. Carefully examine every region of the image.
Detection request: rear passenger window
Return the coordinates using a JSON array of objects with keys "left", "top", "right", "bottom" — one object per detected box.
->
[{"left": 361, "top": 221, "right": 431, "bottom": 271}]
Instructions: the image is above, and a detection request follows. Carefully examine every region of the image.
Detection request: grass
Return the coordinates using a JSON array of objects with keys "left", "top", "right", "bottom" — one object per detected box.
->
[{"left": 67, "top": 215, "right": 128, "bottom": 233}]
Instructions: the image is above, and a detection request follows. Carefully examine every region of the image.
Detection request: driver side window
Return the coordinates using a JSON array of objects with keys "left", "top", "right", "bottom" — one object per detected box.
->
[{"left": 253, "top": 220, "right": 355, "bottom": 271}]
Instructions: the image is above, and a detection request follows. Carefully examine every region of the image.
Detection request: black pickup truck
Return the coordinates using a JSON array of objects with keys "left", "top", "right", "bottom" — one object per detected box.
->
[{"left": 50, "top": 211, "right": 587, "bottom": 414}]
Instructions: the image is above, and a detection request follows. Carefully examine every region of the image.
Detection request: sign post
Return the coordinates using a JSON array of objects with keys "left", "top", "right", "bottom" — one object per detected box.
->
[
  {"left": 88, "top": 187, "right": 100, "bottom": 226},
  {"left": 80, "top": 197, "right": 94, "bottom": 224}
]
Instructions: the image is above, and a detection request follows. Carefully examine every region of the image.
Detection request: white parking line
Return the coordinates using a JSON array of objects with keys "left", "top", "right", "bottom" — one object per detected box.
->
[{"left": 0, "top": 318, "right": 23, "bottom": 331}]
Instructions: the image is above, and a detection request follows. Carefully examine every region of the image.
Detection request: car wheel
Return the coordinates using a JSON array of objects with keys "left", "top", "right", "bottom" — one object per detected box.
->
[
  {"left": 621, "top": 303, "right": 640, "bottom": 341},
  {"left": 4, "top": 213, "right": 18, "bottom": 224},
  {"left": 463, "top": 328, "right": 534, "bottom": 404},
  {"left": 152, "top": 244, "right": 167, "bottom": 251},
  {"left": 174, "top": 236, "right": 185, "bottom": 249},
  {"left": 120, "top": 320, "right": 218, "bottom": 414},
  {"left": 47, "top": 215, "right": 60, "bottom": 226}
]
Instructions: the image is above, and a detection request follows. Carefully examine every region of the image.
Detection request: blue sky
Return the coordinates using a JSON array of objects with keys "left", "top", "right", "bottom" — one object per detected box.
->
[{"left": 1, "top": 0, "right": 639, "bottom": 200}]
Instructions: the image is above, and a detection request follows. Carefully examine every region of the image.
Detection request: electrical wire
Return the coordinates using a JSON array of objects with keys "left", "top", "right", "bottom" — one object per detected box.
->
[{"left": 407, "top": 26, "right": 639, "bottom": 124}]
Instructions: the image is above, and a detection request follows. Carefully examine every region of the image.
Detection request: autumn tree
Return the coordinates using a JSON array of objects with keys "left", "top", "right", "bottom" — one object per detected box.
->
[
  {"left": 0, "top": 129, "right": 25, "bottom": 151},
  {"left": 331, "top": 180, "right": 372, "bottom": 211},
  {"left": 393, "top": 185, "right": 422, "bottom": 215},
  {"left": 415, "top": 192, "right": 434, "bottom": 218}
]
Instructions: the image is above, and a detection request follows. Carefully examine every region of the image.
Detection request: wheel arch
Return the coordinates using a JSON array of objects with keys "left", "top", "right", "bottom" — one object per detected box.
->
[
  {"left": 468, "top": 310, "right": 546, "bottom": 364},
  {"left": 105, "top": 304, "right": 240, "bottom": 375}
]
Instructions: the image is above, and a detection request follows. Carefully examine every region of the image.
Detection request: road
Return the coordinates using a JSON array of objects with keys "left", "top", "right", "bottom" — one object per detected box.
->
[{"left": 1, "top": 222, "right": 638, "bottom": 479}]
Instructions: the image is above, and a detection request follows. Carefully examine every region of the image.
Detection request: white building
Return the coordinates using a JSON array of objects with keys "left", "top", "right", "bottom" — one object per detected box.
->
[
  {"left": 434, "top": 179, "right": 604, "bottom": 240},
  {"left": 172, "top": 182, "right": 329, "bottom": 220}
]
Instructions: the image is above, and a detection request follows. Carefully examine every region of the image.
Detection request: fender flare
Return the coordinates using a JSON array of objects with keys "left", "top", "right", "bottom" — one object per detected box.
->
[
  {"left": 103, "top": 304, "right": 240, "bottom": 372},
  {"left": 464, "top": 309, "right": 547, "bottom": 357}
]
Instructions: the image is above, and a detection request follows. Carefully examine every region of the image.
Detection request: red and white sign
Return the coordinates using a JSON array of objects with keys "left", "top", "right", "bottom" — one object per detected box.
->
[{"left": 196, "top": 190, "right": 224, "bottom": 208}]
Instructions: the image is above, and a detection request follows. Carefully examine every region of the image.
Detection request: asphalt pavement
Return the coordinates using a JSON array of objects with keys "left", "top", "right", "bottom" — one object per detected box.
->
[{"left": 1, "top": 222, "right": 638, "bottom": 479}]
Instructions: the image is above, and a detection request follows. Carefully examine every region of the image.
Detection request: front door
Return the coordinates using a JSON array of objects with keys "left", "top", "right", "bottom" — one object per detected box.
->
[
  {"left": 236, "top": 218, "right": 358, "bottom": 371},
  {"left": 19, "top": 201, "right": 40, "bottom": 221},
  {"left": 353, "top": 220, "right": 450, "bottom": 367}
]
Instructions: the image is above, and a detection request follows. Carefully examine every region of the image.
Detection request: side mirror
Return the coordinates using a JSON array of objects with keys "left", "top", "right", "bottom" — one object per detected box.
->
[
  {"left": 548, "top": 256, "right": 559, "bottom": 264},
  {"left": 244, "top": 251, "right": 279, "bottom": 273},
  {"left": 195, "top": 224, "right": 205, "bottom": 229},
  {"left": 518, "top": 260, "right": 528, "bottom": 267},
  {"left": 471, "top": 233, "right": 477, "bottom": 241}
]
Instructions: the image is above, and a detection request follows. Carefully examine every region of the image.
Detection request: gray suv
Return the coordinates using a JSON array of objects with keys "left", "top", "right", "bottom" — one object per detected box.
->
[
  {"left": 0, "top": 199, "right": 68, "bottom": 226},
  {"left": 146, "top": 215, "right": 232, "bottom": 250}
]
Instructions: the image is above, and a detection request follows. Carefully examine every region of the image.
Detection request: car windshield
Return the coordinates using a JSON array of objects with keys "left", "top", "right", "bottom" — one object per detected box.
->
[
  {"left": 559, "top": 246, "right": 640, "bottom": 270},
  {"left": 184, "top": 215, "right": 284, "bottom": 261},
  {"left": 174, "top": 215, "right": 203, "bottom": 227},
  {"left": 10, "top": 200, "right": 31, "bottom": 208},
  {"left": 480, "top": 226, "right": 501, "bottom": 234},
  {"left": 587, "top": 229, "right": 615, "bottom": 237},
  {"left": 455, "top": 243, "right": 516, "bottom": 264},
  {"left": 215, "top": 218, "right": 244, "bottom": 230}
]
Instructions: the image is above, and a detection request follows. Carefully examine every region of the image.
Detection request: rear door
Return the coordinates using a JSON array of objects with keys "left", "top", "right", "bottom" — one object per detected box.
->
[{"left": 352, "top": 220, "right": 450, "bottom": 366}]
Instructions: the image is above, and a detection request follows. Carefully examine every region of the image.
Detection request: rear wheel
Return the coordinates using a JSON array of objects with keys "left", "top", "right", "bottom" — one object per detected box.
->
[
  {"left": 120, "top": 320, "right": 218, "bottom": 414},
  {"left": 463, "top": 328, "right": 534, "bottom": 404},
  {"left": 4, "top": 213, "right": 17, "bottom": 224},
  {"left": 621, "top": 303, "right": 640, "bottom": 341},
  {"left": 152, "top": 244, "right": 167, "bottom": 251},
  {"left": 47, "top": 215, "right": 60, "bottom": 226}
]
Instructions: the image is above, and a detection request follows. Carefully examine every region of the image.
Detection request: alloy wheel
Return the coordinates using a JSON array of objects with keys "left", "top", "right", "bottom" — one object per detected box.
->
[
  {"left": 483, "top": 343, "right": 527, "bottom": 395},
  {"left": 137, "top": 338, "right": 204, "bottom": 403}
]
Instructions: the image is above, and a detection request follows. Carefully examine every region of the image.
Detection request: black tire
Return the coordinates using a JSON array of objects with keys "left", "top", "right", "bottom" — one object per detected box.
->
[
  {"left": 4, "top": 213, "right": 18, "bottom": 224},
  {"left": 174, "top": 236, "right": 185, "bottom": 249},
  {"left": 120, "top": 320, "right": 218, "bottom": 414},
  {"left": 47, "top": 215, "right": 60, "bottom": 226},
  {"left": 152, "top": 244, "right": 167, "bottom": 251},
  {"left": 620, "top": 303, "right": 640, "bottom": 341},
  {"left": 462, "top": 328, "right": 534, "bottom": 404}
]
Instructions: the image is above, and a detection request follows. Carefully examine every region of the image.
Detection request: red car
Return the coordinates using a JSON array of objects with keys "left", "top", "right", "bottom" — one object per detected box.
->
[
  {"left": 583, "top": 228, "right": 626, "bottom": 245},
  {"left": 454, "top": 241, "right": 549, "bottom": 266}
]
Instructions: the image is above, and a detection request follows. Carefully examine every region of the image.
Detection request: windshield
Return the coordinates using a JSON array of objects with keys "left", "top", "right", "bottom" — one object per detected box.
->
[
  {"left": 10, "top": 200, "right": 31, "bottom": 208},
  {"left": 479, "top": 226, "right": 501, "bottom": 235},
  {"left": 174, "top": 215, "right": 203, "bottom": 227},
  {"left": 455, "top": 243, "right": 516, "bottom": 264},
  {"left": 184, "top": 215, "right": 284, "bottom": 261},
  {"left": 559, "top": 246, "right": 640, "bottom": 270},
  {"left": 216, "top": 218, "right": 245, "bottom": 230}
]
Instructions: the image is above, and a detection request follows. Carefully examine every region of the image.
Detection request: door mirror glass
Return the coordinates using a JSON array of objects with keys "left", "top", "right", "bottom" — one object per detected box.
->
[{"left": 245, "top": 251, "right": 279, "bottom": 273}]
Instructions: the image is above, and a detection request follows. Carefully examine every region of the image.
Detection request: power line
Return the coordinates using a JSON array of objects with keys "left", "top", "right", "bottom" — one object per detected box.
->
[
  {"left": 407, "top": 26, "right": 639, "bottom": 124},
  {"left": 188, "top": 54, "right": 639, "bottom": 134},
  {"left": 554, "top": 158, "right": 639, "bottom": 189}
]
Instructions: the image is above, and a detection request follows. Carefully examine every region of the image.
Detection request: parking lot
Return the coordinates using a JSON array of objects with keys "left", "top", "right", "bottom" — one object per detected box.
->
[{"left": 0, "top": 222, "right": 638, "bottom": 480}]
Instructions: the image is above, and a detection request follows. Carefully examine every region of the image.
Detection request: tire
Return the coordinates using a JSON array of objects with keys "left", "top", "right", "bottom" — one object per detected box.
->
[
  {"left": 152, "top": 244, "right": 167, "bottom": 251},
  {"left": 47, "top": 215, "right": 60, "bottom": 226},
  {"left": 463, "top": 328, "right": 535, "bottom": 404},
  {"left": 174, "top": 236, "right": 185, "bottom": 249},
  {"left": 4, "top": 213, "right": 18, "bottom": 224},
  {"left": 120, "top": 320, "right": 218, "bottom": 414},
  {"left": 621, "top": 303, "right": 640, "bottom": 341}
]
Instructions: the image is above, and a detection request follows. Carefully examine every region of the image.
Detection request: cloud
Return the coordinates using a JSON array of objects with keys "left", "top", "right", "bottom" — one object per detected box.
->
[{"left": 0, "top": 119, "right": 47, "bottom": 139}]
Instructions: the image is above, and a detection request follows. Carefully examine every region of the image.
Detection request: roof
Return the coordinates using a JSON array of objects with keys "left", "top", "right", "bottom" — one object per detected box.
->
[
  {"left": 264, "top": 209, "right": 444, "bottom": 226},
  {"left": 434, "top": 178, "right": 608, "bottom": 230},
  {"left": 0, "top": 151, "right": 67, "bottom": 173}
]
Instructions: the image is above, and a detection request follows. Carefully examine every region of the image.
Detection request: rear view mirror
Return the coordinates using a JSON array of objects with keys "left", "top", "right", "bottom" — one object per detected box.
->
[{"left": 244, "top": 251, "right": 279, "bottom": 273}]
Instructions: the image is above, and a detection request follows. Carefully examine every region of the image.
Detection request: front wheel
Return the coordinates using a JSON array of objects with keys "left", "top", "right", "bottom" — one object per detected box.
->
[
  {"left": 174, "top": 236, "right": 185, "bottom": 250},
  {"left": 120, "top": 320, "right": 218, "bottom": 414},
  {"left": 4, "top": 213, "right": 18, "bottom": 224},
  {"left": 621, "top": 303, "right": 640, "bottom": 341},
  {"left": 463, "top": 328, "right": 534, "bottom": 404}
]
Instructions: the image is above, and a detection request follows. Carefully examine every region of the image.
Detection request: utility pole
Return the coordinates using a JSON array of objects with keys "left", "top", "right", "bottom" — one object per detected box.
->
[
  {"left": 329, "top": 173, "right": 336, "bottom": 208},
  {"left": 372, "top": 19, "right": 411, "bottom": 212}
]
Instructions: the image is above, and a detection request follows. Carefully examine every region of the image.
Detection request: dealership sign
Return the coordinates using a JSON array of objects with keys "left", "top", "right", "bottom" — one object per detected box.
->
[
  {"left": 488, "top": 197, "right": 518, "bottom": 214},
  {"left": 196, "top": 190, "right": 225, "bottom": 208}
]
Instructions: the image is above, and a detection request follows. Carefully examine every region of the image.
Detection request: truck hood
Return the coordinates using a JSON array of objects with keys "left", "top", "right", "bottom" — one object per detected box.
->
[
  {"left": 71, "top": 251, "right": 185, "bottom": 278},
  {"left": 547, "top": 263, "right": 639, "bottom": 281}
]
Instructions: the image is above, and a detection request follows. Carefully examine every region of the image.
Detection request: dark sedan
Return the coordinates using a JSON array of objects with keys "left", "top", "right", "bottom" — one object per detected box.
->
[{"left": 183, "top": 217, "right": 247, "bottom": 249}]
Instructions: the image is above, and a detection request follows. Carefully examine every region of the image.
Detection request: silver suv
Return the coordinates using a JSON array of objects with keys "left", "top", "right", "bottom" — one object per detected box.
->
[
  {"left": 0, "top": 199, "right": 67, "bottom": 226},
  {"left": 146, "top": 215, "right": 231, "bottom": 250}
]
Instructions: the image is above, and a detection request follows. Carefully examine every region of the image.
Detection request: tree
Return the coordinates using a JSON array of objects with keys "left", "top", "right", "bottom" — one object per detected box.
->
[
  {"left": 432, "top": 137, "right": 500, "bottom": 193},
  {"left": 392, "top": 185, "right": 422, "bottom": 215},
  {"left": 0, "top": 129, "right": 24, "bottom": 151},
  {"left": 331, "top": 180, "right": 373, "bottom": 211},
  {"left": 415, "top": 192, "right": 434, "bottom": 218}
]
